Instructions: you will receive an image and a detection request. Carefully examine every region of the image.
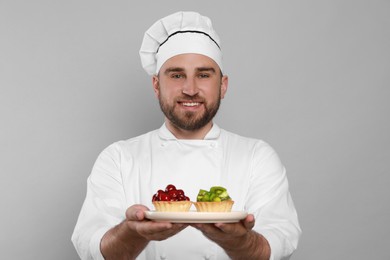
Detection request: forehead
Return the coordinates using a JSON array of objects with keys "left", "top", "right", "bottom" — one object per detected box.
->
[{"left": 160, "top": 53, "right": 220, "bottom": 72}]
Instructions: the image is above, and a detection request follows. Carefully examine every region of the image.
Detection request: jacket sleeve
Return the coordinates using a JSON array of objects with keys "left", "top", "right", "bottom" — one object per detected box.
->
[
  {"left": 247, "top": 142, "right": 302, "bottom": 260},
  {"left": 71, "top": 143, "right": 127, "bottom": 260}
]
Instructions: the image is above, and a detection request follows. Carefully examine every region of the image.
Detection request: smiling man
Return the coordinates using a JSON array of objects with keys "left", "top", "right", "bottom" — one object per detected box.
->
[{"left": 72, "top": 11, "right": 301, "bottom": 260}]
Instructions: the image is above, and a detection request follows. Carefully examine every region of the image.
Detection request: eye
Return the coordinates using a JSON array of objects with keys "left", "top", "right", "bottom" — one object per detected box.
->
[
  {"left": 198, "top": 73, "right": 210, "bottom": 78},
  {"left": 171, "top": 73, "right": 184, "bottom": 79}
]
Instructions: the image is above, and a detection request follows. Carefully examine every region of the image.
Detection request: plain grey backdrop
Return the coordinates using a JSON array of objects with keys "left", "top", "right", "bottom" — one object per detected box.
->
[{"left": 1, "top": 0, "right": 389, "bottom": 259}]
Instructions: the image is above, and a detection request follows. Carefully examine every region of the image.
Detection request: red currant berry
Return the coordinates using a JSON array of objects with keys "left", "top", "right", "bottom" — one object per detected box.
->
[
  {"left": 165, "top": 184, "right": 176, "bottom": 192},
  {"left": 160, "top": 193, "right": 170, "bottom": 201},
  {"left": 168, "top": 190, "right": 178, "bottom": 199},
  {"left": 157, "top": 190, "right": 165, "bottom": 201}
]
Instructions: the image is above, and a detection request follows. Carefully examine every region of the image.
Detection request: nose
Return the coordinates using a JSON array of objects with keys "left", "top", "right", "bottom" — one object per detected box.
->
[{"left": 182, "top": 77, "right": 199, "bottom": 96}]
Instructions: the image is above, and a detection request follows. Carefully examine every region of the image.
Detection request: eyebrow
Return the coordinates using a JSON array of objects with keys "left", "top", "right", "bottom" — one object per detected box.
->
[
  {"left": 163, "top": 67, "right": 185, "bottom": 75},
  {"left": 163, "top": 67, "right": 216, "bottom": 75},
  {"left": 196, "top": 67, "right": 216, "bottom": 73}
]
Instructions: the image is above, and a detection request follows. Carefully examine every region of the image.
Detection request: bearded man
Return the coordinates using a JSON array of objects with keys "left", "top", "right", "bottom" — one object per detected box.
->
[{"left": 72, "top": 11, "right": 301, "bottom": 260}]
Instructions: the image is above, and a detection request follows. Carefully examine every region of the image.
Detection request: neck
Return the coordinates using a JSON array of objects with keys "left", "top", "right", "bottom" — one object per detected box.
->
[{"left": 165, "top": 120, "right": 213, "bottom": 140}]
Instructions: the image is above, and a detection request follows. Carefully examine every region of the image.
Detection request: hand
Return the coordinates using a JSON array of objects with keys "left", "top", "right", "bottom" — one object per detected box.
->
[
  {"left": 125, "top": 204, "right": 188, "bottom": 241},
  {"left": 101, "top": 204, "right": 188, "bottom": 259},
  {"left": 190, "top": 214, "right": 255, "bottom": 245},
  {"left": 191, "top": 214, "right": 270, "bottom": 259}
]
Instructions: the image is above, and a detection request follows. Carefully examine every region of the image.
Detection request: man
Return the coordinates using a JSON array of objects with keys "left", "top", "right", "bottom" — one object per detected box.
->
[{"left": 72, "top": 11, "right": 301, "bottom": 260}]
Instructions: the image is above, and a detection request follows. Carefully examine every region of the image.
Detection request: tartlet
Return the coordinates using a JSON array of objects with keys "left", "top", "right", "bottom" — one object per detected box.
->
[
  {"left": 152, "top": 184, "right": 191, "bottom": 212},
  {"left": 193, "top": 186, "right": 234, "bottom": 212}
]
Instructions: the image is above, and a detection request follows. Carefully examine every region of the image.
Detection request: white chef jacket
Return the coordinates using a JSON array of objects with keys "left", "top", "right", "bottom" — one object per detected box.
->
[{"left": 72, "top": 123, "right": 301, "bottom": 260}]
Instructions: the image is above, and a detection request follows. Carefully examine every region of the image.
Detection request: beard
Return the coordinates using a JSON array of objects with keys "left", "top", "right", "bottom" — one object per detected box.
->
[{"left": 158, "top": 93, "right": 221, "bottom": 131}]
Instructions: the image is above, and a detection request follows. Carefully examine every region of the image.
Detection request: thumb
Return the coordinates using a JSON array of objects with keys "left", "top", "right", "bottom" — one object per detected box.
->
[
  {"left": 243, "top": 214, "right": 255, "bottom": 231},
  {"left": 126, "top": 204, "right": 149, "bottom": 221}
]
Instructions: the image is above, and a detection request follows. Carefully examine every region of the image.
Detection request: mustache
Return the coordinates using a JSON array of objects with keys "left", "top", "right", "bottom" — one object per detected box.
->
[{"left": 175, "top": 94, "right": 205, "bottom": 102}]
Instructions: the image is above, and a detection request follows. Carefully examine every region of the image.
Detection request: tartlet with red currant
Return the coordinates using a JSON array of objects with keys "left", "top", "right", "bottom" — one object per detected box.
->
[{"left": 152, "top": 184, "right": 192, "bottom": 212}]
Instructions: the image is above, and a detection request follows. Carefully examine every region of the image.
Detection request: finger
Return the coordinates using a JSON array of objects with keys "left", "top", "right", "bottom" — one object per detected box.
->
[
  {"left": 139, "top": 222, "right": 172, "bottom": 234},
  {"left": 139, "top": 223, "right": 188, "bottom": 240},
  {"left": 242, "top": 214, "right": 255, "bottom": 231},
  {"left": 214, "top": 222, "right": 237, "bottom": 234},
  {"left": 171, "top": 223, "right": 188, "bottom": 233},
  {"left": 126, "top": 204, "right": 149, "bottom": 221},
  {"left": 192, "top": 223, "right": 226, "bottom": 236},
  {"left": 214, "top": 216, "right": 254, "bottom": 235}
]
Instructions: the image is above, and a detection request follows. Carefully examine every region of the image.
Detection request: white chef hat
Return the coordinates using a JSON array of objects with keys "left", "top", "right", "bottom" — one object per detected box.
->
[{"left": 139, "top": 11, "right": 223, "bottom": 75}]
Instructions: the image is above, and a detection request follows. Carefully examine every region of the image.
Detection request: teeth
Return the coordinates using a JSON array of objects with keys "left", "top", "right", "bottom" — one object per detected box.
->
[{"left": 182, "top": 102, "right": 199, "bottom": 107}]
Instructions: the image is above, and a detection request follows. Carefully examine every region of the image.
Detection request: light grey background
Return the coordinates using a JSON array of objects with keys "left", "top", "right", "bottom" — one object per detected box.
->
[{"left": 1, "top": 0, "right": 389, "bottom": 259}]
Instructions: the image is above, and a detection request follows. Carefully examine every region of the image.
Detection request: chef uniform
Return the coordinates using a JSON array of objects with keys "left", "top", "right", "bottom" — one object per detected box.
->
[{"left": 72, "top": 11, "right": 301, "bottom": 260}]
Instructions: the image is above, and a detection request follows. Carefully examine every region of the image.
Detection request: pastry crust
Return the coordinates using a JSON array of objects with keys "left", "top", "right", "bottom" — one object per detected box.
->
[
  {"left": 153, "top": 201, "right": 192, "bottom": 212},
  {"left": 193, "top": 201, "right": 234, "bottom": 212}
]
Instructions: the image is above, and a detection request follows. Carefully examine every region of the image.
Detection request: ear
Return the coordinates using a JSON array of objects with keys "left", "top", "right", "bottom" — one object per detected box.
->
[
  {"left": 152, "top": 75, "right": 160, "bottom": 98},
  {"left": 220, "top": 75, "right": 228, "bottom": 99}
]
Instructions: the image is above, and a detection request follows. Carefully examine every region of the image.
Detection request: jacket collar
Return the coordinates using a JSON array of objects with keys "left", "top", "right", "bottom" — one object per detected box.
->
[{"left": 158, "top": 122, "right": 221, "bottom": 140}]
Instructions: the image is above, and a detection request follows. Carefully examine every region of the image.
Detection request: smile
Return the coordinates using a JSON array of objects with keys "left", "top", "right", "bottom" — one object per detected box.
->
[{"left": 181, "top": 102, "right": 201, "bottom": 107}]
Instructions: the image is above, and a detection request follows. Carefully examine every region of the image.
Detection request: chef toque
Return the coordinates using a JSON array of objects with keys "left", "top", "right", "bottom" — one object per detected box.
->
[{"left": 139, "top": 11, "right": 223, "bottom": 75}]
